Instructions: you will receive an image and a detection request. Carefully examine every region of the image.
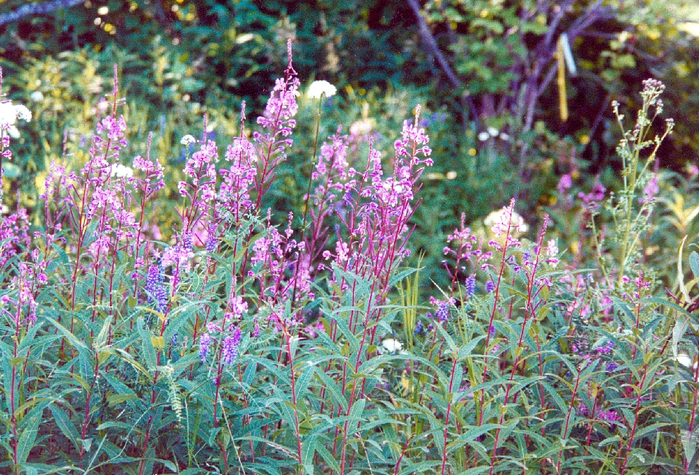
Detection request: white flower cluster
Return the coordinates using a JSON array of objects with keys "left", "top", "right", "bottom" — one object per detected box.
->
[
  {"left": 0, "top": 100, "right": 32, "bottom": 140},
  {"left": 180, "top": 134, "right": 196, "bottom": 146},
  {"left": 381, "top": 338, "right": 404, "bottom": 353},
  {"left": 478, "top": 126, "right": 510, "bottom": 142},
  {"left": 0, "top": 101, "right": 32, "bottom": 128},
  {"left": 307, "top": 80, "right": 337, "bottom": 99},
  {"left": 677, "top": 353, "right": 697, "bottom": 370}
]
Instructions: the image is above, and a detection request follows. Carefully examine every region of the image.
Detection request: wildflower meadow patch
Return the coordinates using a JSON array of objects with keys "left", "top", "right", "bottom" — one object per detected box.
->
[{"left": 0, "top": 43, "right": 698, "bottom": 475}]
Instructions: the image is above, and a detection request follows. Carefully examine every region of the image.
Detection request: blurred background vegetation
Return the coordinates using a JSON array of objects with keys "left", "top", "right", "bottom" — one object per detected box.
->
[{"left": 1, "top": 0, "right": 698, "bottom": 288}]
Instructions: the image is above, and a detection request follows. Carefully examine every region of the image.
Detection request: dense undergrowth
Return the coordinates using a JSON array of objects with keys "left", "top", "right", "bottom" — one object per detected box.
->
[{"left": 1, "top": 43, "right": 699, "bottom": 475}]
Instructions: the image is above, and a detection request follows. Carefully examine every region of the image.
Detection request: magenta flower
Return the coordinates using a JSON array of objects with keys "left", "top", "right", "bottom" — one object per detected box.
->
[
  {"left": 180, "top": 138, "right": 218, "bottom": 203},
  {"left": 133, "top": 151, "right": 165, "bottom": 195},
  {"left": 576, "top": 403, "right": 590, "bottom": 417},
  {"left": 219, "top": 135, "right": 257, "bottom": 219},
  {"left": 640, "top": 175, "right": 659, "bottom": 204},
  {"left": 578, "top": 180, "right": 606, "bottom": 210},
  {"left": 598, "top": 410, "right": 620, "bottom": 424},
  {"left": 557, "top": 174, "right": 572, "bottom": 194}
]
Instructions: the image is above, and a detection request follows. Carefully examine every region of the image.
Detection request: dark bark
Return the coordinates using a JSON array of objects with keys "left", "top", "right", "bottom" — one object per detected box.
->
[
  {"left": 0, "top": 0, "right": 84, "bottom": 26},
  {"left": 405, "top": 0, "right": 479, "bottom": 127}
]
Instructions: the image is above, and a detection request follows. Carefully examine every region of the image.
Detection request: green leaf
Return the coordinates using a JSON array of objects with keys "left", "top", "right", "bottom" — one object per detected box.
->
[
  {"left": 46, "top": 316, "right": 90, "bottom": 357},
  {"left": 294, "top": 363, "right": 316, "bottom": 404},
  {"left": 50, "top": 404, "right": 81, "bottom": 452},
  {"left": 81, "top": 437, "right": 93, "bottom": 453},
  {"left": 684, "top": 428, "right": 699, "bottom": 471},
  {"left": 388, "top": 267, "right": 418, "bottom": 288},
  {"left": 107, "top": 394, "right": 137, "bottom": 407},
  {"left": 2, "top": 162, "right": 20, "bottom": 178},
  {"left": 635, "top": 422, "right": 670, "bottom": 441},
  {"left": 454, "top": 466, "right": 491, "bottom": 475},
  {"left": 16, "top": 403, "right": 45, "bottom": 465},
  {"left": 347, "top": 398, "right": 366, "bottom": 435},
  {"left": 458, "top": 335, "right": 486, "bottom": 360},
  {"left": 301, "top": 434, "right": 317, "bottom": 475},
  {"left": 137, "top": 319, "right": 157, "bottom": 370},
  {"left": 313, "top": 368, "right": 348, "bottom": 412},
  {"left": 673, "top": 314, "right": 691, "bottom": 360},
  {"left": 151, "top": 336, "right": 165, "bottom": 350},
  {"left": 93, "top": 317, "right": 111, "bottom": 350},
  {"left": 315, "top": 444, "right": 341, "bottom": 473},
  {"left": 435, "top": 321, "right": 459, "bottom": 355},
  {"left": 539, "top": 380, "right": 570, "bottom": 415},
  {"left": 678, "top": 236, "right": 691, "bottom": 302},
  {"left": 447, "top": 423, "right": 502, "bottom": 452},
  {"left": 691, "top": 251, "right": 699, "bottom": 280},
  {"left": 95, "top": 420, "right": 143, "bottom": 431},
  {"left": 278, "top": 401, "right": 298, "bottom": 432},
  {"left": 471, "top": 17, "right": 505, "bottom": 34},
  {"left": 9, "top": 356, "right": 26, "bottom": 367}
]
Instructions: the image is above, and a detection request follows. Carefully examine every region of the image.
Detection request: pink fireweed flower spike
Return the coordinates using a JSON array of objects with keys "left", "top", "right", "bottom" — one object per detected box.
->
[{"left": 287, "top": 38, "right": 294, "bottom": 71}]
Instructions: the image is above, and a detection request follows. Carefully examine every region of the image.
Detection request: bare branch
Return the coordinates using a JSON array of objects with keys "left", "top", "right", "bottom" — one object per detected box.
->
[
  {"left": 543, "top": 0, "right": 576, "bottom": 49},
  {"left": 0, "top": 0, "right": 83, "bottom": 27},
  {"left": 523, "top": 1, "right": 614, "bottom": 129},
  {"left": 568, "top": 2, "right": 614, "bottom": 41},
  {"left": 405, "top": 0, "right": 463, "bottom": 91},
  {"left": 405, "top": 0, "right": 481, "bottom": 126}
]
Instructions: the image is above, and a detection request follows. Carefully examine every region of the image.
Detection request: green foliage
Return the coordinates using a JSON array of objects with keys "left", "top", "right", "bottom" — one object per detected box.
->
[
  {"left": 1, "top": 2, "right": 699, "bottom": 472},
  {"left": 3, "top": 0, "right": 699, "bottom": 291},
  {"left": 0, "top": 46, "right": 698, "bottom": 475}
]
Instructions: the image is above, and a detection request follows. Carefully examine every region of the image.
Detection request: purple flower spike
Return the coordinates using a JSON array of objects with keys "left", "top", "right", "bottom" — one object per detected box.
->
[
  {"left": 222, "top": 337, "right": 238, "bottom": 365},
  {"left": 414, "top": 320, "right": 423, "bottom": 335},
  {"left": 199, "top": 333, "right": 213, "bottom": 363},
  {"left": 145, "top": 264, "right": 168, "bottom": 313},
  {"left": 465, "top": 274, "right": 476, "bottom": 298},
  {"left": 222, "top": 327, "right": 242, "bottom": 365},
  {"left": 435, "top": 304, "right": 450, "bottom": 322}
]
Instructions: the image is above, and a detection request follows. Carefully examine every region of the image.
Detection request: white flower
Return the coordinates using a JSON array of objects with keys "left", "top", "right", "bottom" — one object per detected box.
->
[
  {"left": 677, "top": 353, "right": 694, "bottom": 369},
  {"left": 499, "top": 132, "right": 510, "bottom": 141},
  {"left": 109, "top": 163, "right": 134, "bottom": 178},
  {"left": 0, "top": 102, "right": 31, "bottom": 127},
  {"left": 180, "top": 134, "right": 196, "bottom": 146},
  {"left": 30, "top": 91, "right": 44, "bottom": 102},
  {"left": 7, "top": 126, "right": 19, "bottom": 139},
  {"left": 477, "top": 131, "right": 490, "bottom": 142},
  {"left": 382, "top": 338, "right": 403, "bottom": 353},
  {"left": 0, "top": 102, "right": 17, "bottom": 126},
  {"left": 14, "top": 105, "right": 31, "bottom": 122},
  {"left": 308, "top": 80, "right": 337, "bottom": 99},
  {"left": 487, "top": 126, "right": 499, "bottom": 137}
]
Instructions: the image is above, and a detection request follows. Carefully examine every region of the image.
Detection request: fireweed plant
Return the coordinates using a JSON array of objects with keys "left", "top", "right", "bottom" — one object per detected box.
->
[{"left": 0, "top": 43, "right": 697, "bottom": 474}]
